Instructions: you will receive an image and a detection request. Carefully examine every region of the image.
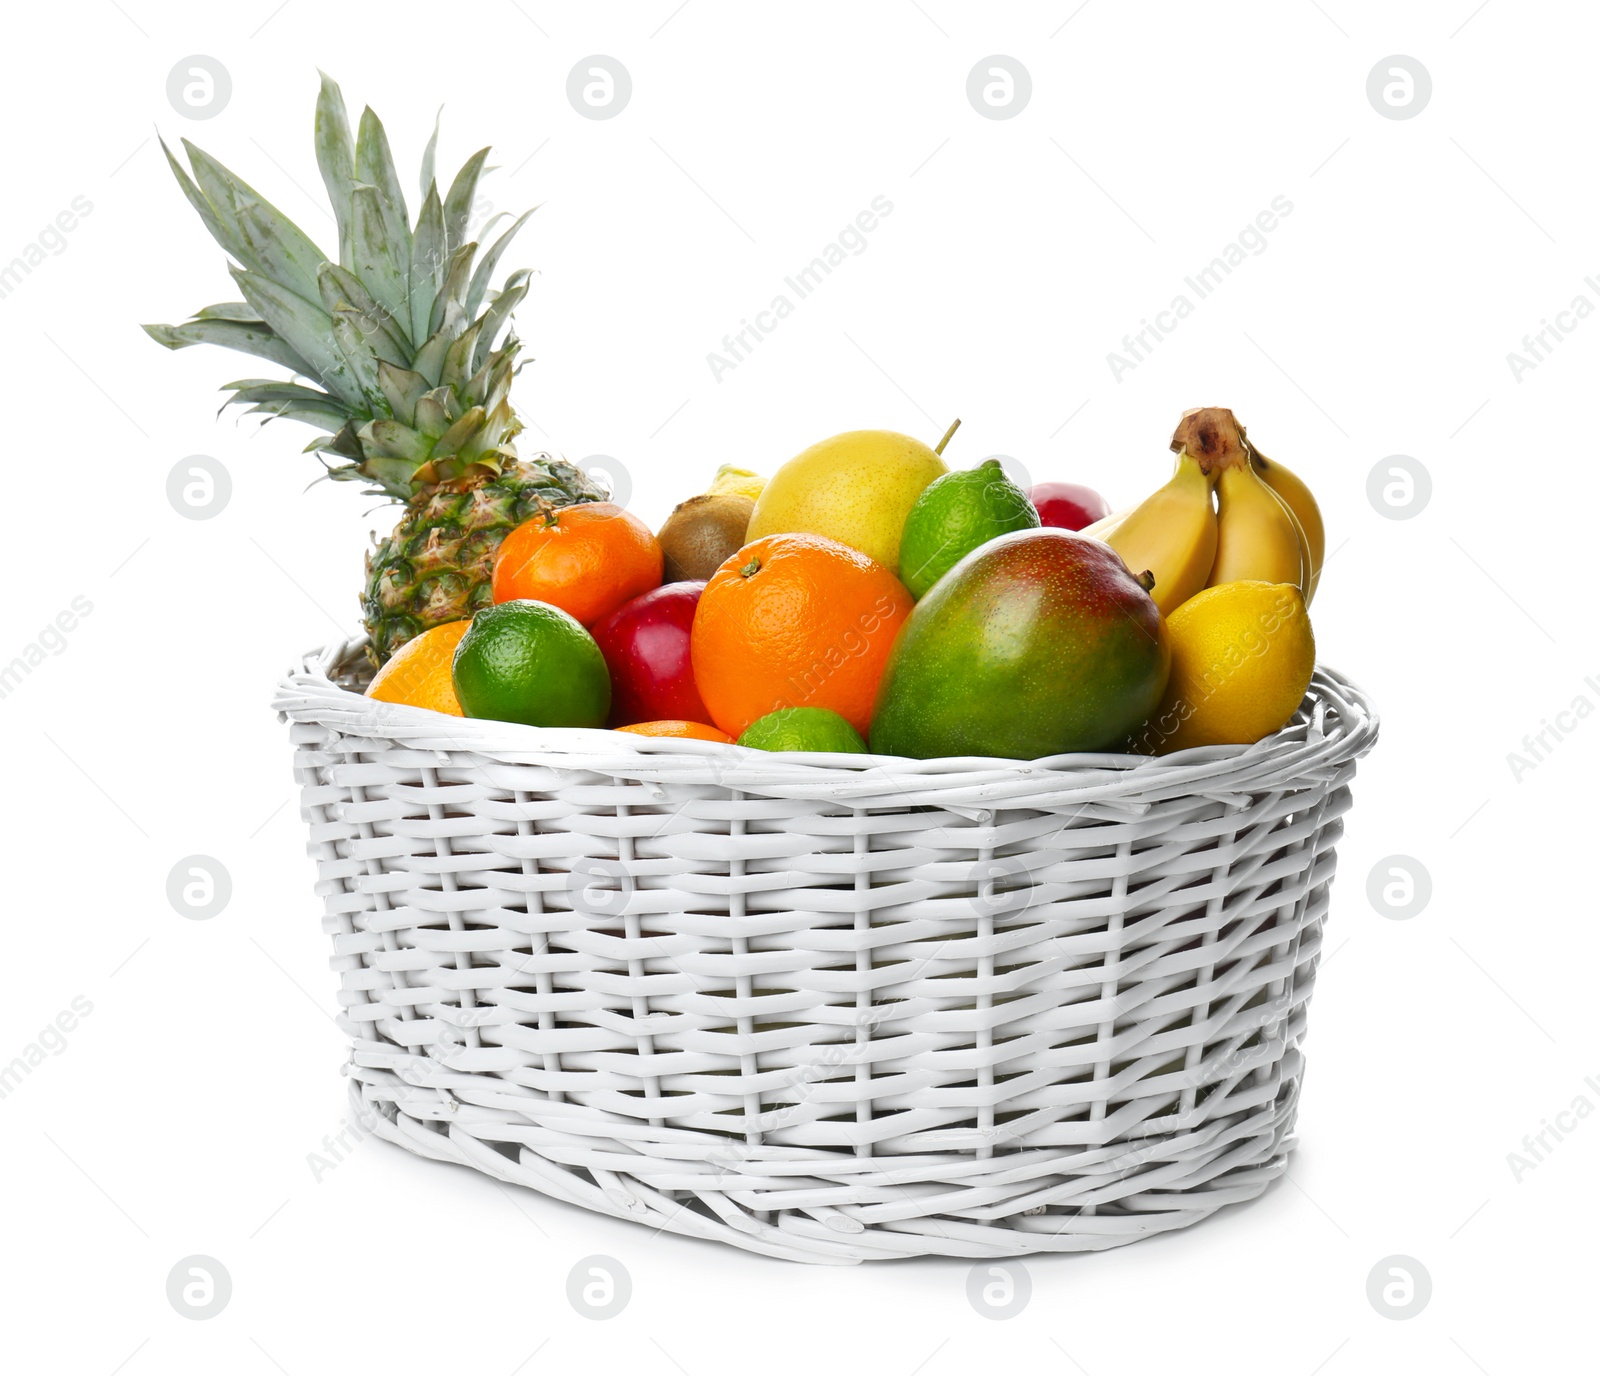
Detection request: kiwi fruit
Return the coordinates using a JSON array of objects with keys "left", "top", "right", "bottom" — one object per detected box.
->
[{"left": 658, "top": 493, "right": 755, "bottom": 581}]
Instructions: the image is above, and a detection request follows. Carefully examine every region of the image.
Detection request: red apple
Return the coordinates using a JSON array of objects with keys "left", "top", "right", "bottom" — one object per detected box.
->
[
  {"left": 1027, "top": 482, "right": 1111, "bottom": 532},
  {"left": 591, "top": 582, "right": 713, "bottom": 727}
]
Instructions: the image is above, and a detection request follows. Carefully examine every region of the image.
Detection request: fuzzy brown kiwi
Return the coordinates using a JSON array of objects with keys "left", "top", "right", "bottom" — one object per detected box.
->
[{"left": 657, "top": 493, "right": 756, "bottom": 581}]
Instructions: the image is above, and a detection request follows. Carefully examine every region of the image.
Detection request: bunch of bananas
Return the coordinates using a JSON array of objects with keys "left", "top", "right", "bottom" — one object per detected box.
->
[{"left": 1083, "top": 406, "right": 1324, "bottom": 616}]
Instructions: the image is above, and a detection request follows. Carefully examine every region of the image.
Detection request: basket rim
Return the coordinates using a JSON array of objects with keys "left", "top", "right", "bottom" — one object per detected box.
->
[
  {"left": 275, "top": 636, "right": 1376, "bottom": 816},
  {"left": 275, "top": 635, "right": 1377, "bottom": 812}
]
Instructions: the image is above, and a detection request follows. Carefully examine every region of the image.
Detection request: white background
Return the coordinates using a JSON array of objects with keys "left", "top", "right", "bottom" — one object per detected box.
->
[{"left": 2, "top": 1, "right": 1594, "bottom": 1372}]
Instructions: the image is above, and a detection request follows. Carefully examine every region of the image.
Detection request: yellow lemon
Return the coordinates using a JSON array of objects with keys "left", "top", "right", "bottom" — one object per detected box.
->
[
  {"left": 706, "top": 464, "right": 766, "bottom": 502},
  {"left": 1147, "top": 581, "right": 1314, "bottom": 753},
  {"left": 746, "top": 430, "right": 946, "bottom": 570}
]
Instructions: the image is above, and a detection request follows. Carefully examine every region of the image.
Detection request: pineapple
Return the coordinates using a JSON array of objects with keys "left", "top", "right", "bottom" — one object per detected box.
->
[{"left": 144, "top": 74, "right": 603, "bottom": 666}]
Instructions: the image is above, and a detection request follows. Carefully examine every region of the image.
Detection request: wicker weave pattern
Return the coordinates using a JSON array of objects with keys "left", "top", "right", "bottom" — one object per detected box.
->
[{"left": 276, "top": 640, "right": 1377, "bottom": 1263}]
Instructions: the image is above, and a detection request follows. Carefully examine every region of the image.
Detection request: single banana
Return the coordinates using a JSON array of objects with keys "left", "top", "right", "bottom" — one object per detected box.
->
[
  {"left": 1210, "top": 460, "right": 1307, "bottom": 592},
  {"left": 1089, "top": 454, "right": 1218, "bottom": 616},
  {"left": 1246, "top": 441, "right": 1324, "bottom": 603}
]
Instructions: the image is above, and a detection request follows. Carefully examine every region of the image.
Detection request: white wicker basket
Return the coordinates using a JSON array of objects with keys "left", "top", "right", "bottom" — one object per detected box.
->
[{"left": 275, "top": 637, "right": 1377, "bottom": 1264}]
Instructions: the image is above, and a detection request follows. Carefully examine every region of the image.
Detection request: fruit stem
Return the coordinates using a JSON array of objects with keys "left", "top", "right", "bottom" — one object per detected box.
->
[
  {"left": 739, "top": 556, "right": 762, "bottom": 578},
  {"left": 1136, "top": 569, "right": 1156, "bottom": 593},
  {"left": 934, "top": 418, "right": 961, "bottom": 456},
  {"left": 1170, "top": 406, "right": 1248, "bottom": 475}
]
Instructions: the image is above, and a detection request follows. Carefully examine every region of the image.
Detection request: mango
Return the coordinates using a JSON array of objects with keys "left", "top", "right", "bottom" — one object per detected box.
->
[{"left": 869, "top": 529, "right": 1170, "bottom": 759}]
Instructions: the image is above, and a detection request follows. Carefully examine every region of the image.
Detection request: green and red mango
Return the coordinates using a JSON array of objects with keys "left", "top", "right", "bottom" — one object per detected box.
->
[{"left": 869, "top": 529, "right": 1170, "bottom": 759}]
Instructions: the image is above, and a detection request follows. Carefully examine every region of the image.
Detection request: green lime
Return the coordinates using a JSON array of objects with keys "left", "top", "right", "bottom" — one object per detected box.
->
[
  {"left": 737, "top": 707, "right": 867, "bottom": 753},
  {"left": 452, "top": 599, "right": 611, "bottom": 727},
  {"left": 897, "top": 458, "right": 1040, "bottom": 599}
]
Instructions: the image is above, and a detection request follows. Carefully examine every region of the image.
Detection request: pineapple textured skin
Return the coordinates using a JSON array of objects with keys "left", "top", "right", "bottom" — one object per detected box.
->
[{"left": 363, "top": 459, "right": 606, "bottom": 665}]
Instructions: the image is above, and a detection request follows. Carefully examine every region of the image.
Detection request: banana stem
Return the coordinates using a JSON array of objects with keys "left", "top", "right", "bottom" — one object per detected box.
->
[
  {"left": 1170, "top": 406, "right": 1248, "bottom": 475},
  {"left": 934, "top": 418, "right": 961, "bottom": 456}
]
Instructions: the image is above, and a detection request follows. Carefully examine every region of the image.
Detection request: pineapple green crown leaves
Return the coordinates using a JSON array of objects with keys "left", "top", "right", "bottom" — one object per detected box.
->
[{"left": 143, "top": 73, "right": 539, "bottom": 501}]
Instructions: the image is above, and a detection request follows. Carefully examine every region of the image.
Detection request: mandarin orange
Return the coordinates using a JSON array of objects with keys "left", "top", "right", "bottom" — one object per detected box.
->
[
  {"left": 366, "top": 619, "right": 470, "bottom": 715},
  {"left": 491, "top": 502, "right": 662, "bottom": 626},
  {"left": 690, "top": 533, "right": 912, "bottom": 738},
  {"left": 615, "top": 720, "right": 734, "bottom": 743}
]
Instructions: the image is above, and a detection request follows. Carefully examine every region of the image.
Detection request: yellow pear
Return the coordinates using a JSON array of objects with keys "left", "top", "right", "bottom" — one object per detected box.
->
[{"left": 745, "top": 429, "right": 947, "bottom": 570}]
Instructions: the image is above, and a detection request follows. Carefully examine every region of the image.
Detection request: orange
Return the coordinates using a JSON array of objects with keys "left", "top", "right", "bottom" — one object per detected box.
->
[
  {"left": 492, "top": 502, "right": 663, "bottom": 627},
  {"left": 366, "top": 619, "right": 470, "bottom": 715},
  {"left": 691, "top": 533, "right": 913, "bottom": 738},
  {"left": 615, "top": 720, "right": 734, "bottom": 743}
]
